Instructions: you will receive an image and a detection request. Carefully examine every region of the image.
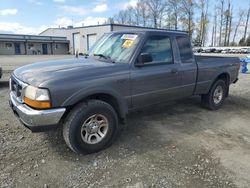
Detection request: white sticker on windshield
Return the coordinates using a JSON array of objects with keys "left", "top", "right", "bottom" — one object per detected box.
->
[{"left": 121, "top": 34, "right": 138, "bottom": 40}]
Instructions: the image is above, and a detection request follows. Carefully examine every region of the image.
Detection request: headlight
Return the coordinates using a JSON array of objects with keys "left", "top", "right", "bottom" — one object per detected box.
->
[{"left": 23, "top": 86, "right": 51, "bottom": 109}]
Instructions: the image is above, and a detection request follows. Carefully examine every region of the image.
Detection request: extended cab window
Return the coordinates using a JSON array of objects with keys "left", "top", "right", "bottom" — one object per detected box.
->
[
  {"left": 176, "top": 36, "right": 193, "bottom": 63},
  {"left": 141, "top": 35, "right": 173, "bottom": 64}
]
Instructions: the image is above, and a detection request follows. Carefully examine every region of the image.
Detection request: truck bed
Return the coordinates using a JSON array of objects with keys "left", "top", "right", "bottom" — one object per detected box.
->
[{"left": 194, "top": 55, "right": 240, "bottom": 95}]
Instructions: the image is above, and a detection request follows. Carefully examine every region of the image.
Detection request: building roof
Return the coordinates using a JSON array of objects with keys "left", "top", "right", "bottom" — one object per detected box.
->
[
  {"left": 39, "top": 23, "right": 187, "bottom": 35},
  {"left": 111, "top": 29, "right": 188, "bottom": 35},
  {"left": 0, "top": 33, "right": 69, "bottom": 43}
]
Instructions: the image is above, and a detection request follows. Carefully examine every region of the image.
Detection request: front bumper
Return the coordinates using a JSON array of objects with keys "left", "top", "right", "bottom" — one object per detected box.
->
[{"left": 9, "top": 92, "right": 66, "bottom": 132}]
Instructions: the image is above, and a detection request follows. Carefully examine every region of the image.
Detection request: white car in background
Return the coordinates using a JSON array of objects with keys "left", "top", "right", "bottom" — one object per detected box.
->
[
  {"left": 221, "top": 49, "right": 230, "bottom": 53},
  {"left": 240, "top": 48, "right": 249, "bottom": 54}
]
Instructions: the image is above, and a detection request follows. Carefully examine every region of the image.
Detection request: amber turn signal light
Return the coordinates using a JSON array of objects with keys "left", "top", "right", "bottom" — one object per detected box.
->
[{"left": 24, "top": 97, "right": 51, "bottom": 109}]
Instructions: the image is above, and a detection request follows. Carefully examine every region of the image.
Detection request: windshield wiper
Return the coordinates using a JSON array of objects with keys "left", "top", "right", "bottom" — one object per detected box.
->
[
  {"left": 93, "top": 53, "right": 109, "bottom": 59},
  {"left": 93, "top": 54, "right": 115, "bottom": 63}
]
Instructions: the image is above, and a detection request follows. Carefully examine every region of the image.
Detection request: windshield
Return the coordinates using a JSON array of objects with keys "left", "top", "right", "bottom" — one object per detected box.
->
[{"left": 89, "top": 33, "right": 141, "bottom": 63}]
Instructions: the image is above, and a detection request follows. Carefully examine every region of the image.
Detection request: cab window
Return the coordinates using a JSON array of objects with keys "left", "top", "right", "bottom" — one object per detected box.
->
[
  {"left": 141, "top": 35, "right": 173, "bottom": 65},
  {"left": 176, "top": 36, "right": 193, "bottom": 63}
]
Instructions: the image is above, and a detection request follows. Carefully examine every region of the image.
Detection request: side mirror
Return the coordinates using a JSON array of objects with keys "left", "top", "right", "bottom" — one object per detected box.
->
[{"left": 136, "top": 53, "right": 152, "bottom": 67}]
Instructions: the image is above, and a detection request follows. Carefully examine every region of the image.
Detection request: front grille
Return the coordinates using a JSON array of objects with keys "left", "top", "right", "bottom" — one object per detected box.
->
[
  {"left": 11, "top": 79, "right": 22, "bottom": 97},
  {"left": 10, "top": 77, "right": 27, "bottom": 101}
]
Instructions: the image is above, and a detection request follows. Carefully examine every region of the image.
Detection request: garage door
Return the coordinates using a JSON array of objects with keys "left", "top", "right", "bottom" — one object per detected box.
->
[
  {"left": 87, "top": 34, "right": 97, "bottom": 51},
  {"left": 73, "top": 33, "right": 80, "bottom": 54}
]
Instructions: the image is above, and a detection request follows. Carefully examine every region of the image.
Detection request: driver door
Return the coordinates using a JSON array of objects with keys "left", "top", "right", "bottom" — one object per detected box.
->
[{"left": 130, "top": 34, "right": 182, "bottom": 109}]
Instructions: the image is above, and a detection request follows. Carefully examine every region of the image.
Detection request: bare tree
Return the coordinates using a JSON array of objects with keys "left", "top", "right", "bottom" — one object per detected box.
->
[
  {"left": 113, "top": 10, "right": 128, "bottom": 24},
  {"left": 214, "top": 10, "right": 218, "bottom": 46},
  {"left": 200, "top": 0, "right": 209, "bottom": 46},
  {"left": 111, "top": 0, "right": 248, "bottom": 45},
  {"left": 137, "top": 0, "right": 149, "bottom": 27},
  {"left": 232, "top": 10, "right": 244, "bottom": 44},
  {"left": 211, "top": 22, "right": 215, "bottom": 46},
  {"left": 168, "top": 0, "right": 181, "bottom": 30},
  {"left": 146, "top": 0, "right": 166, "bottom": 28},
  {"left": 218, "top": 0, "right": 224, "bottom": 45},
  {"left": 180, "top": 0, "right": 196, "bottom": 38},
  {"left": 211, "top": 11, "right": 218, "bottom": 46},
  {"left": 226, "top": 5, "right": 233, "bottom": 46},
  {"left": 113, "top": 0, "right": 150, "bottom": 27},
  {"left": 223, "top": 0, "right": 231, "bottom": 46},
  {"left": 243, "top": 5, "right": 250, "bottom": 42}
]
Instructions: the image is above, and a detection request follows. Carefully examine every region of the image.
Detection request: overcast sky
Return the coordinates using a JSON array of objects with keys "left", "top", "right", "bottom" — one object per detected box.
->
[{"left": 0, "top": 0, "right": 249, "bottom": 37}]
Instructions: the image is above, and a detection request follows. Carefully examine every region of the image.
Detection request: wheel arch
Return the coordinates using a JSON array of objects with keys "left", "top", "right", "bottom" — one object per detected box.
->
[
  {"left": 215, "top": 72, "right": 230, "bottom": 87},
  {"left": 206, "top": 72, "right": 230, "bottom": 97},
  {"left": 62, "top": 89, "right": 128, "bottom": 121}
]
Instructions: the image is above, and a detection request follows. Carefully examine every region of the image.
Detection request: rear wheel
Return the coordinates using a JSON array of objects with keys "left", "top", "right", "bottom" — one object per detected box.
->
[
  {"left": 201, "top": 79, "right": 227, "bottom": 110},
  {"left": 63, "top": 100, "right": 119, "bottom": 154}
]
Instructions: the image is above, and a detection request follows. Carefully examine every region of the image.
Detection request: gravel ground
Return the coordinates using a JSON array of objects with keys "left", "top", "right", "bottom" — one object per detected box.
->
[{"left": 1, "top": 67, "right": 250, "bottom": 187}]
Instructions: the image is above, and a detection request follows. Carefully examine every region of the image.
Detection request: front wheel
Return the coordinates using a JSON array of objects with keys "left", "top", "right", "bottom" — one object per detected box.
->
[
  {"left": 201, "top": 79, "right": 227, "bottom": 110},
  {"left": 63, "top": 100, "right": 119, "bottom": 154}
]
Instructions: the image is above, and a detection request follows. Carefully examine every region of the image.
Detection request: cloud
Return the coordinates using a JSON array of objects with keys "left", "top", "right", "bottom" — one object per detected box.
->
[
  {"left": 53, "top": 16, "right": 107, "bottom": 28},
  {"left": 0, "top": 15, "right": 108, "bottom": 35},
  {"left": 93, "top": 3, "right": 108, "bottom": 12},
  {"left": 124, "top": 0, "right": 138, "bottom": 9},
  {"left": 54, "top": 17, "right": 72, "bottom": 27},
  {"left": 28, "top": 0, "right": 43, "bottom": 5},
  {"left": 75, "top": 16, "right": 107, "bottom": 26},
  {"left": 53, "top": 0, "right": 65, "bottom": 2},
  {"left": 0, "top": 22, "right": 47, "bottom": 34},
  {"left": 115, "top": 0, "right": 137, "bottom": 10},
  {"left": 0, "top": 9, "right": 18, "bottom": 16},
  {"left": 60, "top": 5, "right": 88, "bottom": 15},
  {"left": 61, "top": 3, "right": 108, "bottom": 15}
]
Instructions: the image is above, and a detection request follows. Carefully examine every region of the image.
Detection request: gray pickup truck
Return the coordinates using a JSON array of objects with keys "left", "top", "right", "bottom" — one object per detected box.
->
[{"left": 9, "top": 30, "right": 240, "bottom": 153}]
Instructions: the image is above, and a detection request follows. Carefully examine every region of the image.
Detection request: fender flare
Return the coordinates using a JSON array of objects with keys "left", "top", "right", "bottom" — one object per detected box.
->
[{"left": 62, "top": 86, "right": 128, "bottom": 118}]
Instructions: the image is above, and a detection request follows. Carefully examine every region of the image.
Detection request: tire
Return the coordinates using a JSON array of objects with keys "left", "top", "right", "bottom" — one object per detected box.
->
[
  {"left": 201, "top": 79, "right": 227, "bottom": 110},
  {"left": 63, "top": 100, "right": 119, "bottom": 154}
]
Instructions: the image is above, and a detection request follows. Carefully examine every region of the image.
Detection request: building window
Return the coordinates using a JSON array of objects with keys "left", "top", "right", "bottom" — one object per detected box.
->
[
  {"left": 5, "top": 43, "right": 12, "bottom": 49},
  {"left": 28, "top": 44, "right": 34, "bottom": 50}
]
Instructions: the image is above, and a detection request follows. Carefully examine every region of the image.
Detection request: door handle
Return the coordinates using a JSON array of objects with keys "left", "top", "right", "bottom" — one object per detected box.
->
[{"left": 171, "top": 68, "right": 178, "bottom": 74}]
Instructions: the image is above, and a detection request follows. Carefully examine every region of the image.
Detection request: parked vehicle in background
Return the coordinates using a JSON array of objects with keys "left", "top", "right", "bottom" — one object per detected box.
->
[
  {"left": 221, "top": 49, "right": 230, "bottom": 54},
  {"left": 240, "top": 48, "right": 249, "bottom": 54},
  {"left": 203, "top": 48, "right": 212, "bottom": 53},
  {"left": 214, "top": 49, "right": 222, "bottom": 53},
  {"left": 9, "top": 30, "right": 240, "bottom": 154}
]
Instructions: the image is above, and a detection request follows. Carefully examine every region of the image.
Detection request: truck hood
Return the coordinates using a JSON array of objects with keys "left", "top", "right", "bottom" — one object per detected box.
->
[{"left": 13, "top": 57, "right": 124, "bottom": 87}]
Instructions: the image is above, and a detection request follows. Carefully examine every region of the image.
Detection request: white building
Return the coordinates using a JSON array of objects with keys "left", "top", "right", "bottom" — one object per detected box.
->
[
  {"left": 0, "top": 34, "right": 69, "bottom": 55},
  {"left": 39, "top": 24, "right": 157, "bottom": 54}
]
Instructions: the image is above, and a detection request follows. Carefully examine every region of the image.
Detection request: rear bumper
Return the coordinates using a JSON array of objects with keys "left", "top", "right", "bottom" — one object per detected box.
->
[{"left": 9, "top": 92, "right": 66, "bottom": 132}]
